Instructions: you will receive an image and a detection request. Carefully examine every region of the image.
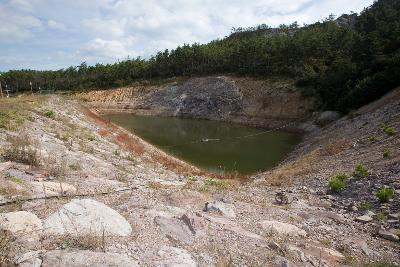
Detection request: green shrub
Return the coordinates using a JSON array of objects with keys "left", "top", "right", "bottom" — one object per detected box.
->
[
  {"left": 358, "top": 201, "right": 372, "bottom": 211},
  {"left": 383, "top": 126, "right": 396, "bottom": 136},
  {"left": 368, "top": 136, "right": 378, "bottom": 143},
  {"left": 352, "top": 164, "right": 368, "bottom": 178},
  {"left": 328, "top": 174, "right": 348, "bottom": 193},
  {"left": 376, "top": 187, "right": 395, "bottom": 203},
  {"left": 44, "top": 110, "right": 56, "bottom": 119},
  {"left": 383, "top": 149, "right": 391, "bottom": 158},
  {"left": 375, "top": 212, "right": 387, "bottom": 222}
]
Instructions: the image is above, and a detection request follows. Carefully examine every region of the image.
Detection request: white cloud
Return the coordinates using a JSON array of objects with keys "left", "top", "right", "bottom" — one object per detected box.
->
[{"left": 47, "top": 20, "right": 67, "bottom": 31}]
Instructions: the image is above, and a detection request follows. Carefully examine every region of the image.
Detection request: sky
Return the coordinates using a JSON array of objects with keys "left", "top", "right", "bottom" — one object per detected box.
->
[{"left": 0, "top": 0, "right": 375, "bottom": 71}]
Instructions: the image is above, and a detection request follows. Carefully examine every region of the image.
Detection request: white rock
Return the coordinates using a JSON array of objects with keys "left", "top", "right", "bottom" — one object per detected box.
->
[
  {"left": 15, "top": 250, "right": 43, "bottom": 267},
  {"left": 30, "top": 181, "right": 76, "bottom": 196},
  {"left": 144, "top": 246, "right": 197, "bottom": 267},
  {"left": 260, "top": 220, "right": 306, "bottom": 237},
  {"left": 0, "top": 211, "right": 43, "bottom": 234},
  {"left": 356, "top": 215, "right": 373, "bottom": 223},
  {"left": 42, "top": 250, "right": 139, "bottom": 267},
  {"left": 44, "top": 198, "right": 132, "bottom": 236},
  {"left": 204, "top": 199, "right": 235, "bottom": 218}
]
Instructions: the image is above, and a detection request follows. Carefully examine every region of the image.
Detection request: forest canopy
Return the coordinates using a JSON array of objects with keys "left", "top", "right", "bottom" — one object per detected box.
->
[{"left": 1, "top": 0, "right": 399, "bottom": 112}]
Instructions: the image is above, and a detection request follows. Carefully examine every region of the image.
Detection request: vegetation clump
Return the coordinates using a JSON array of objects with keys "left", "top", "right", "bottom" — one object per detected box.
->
[
  {"left": 0, "top": 111, "right": 25, "bottom": 130},
  {"left": 376, "top": 187, "right": 395, "bottom": 203},
  {"left": 383, "top": 126, "right": 397, "bottom": 136},
  {"left": 352, "top": 164, "right": 369, "bottom": 178},
  {"left": 44, "top": 110, "right": 56, "bottom": 119},
  {"left": 328, "top": 174, "right": 348, "bottom": 193},
  {"left": 383, "top": 149, "right": 391, "bottom": 158},
  {"left": 2, "top": 134, "right": 39, "bottom": 166}
]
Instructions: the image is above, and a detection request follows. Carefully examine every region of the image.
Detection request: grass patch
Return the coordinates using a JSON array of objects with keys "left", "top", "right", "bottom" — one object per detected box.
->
[
  {"left": 328, "top": 174, "right": 348, "bottom": 193},
  {"left": 147, "top": 181, "right": 162, "bottom": 190},
  {"left": 44, "top": 109, "right": 56, "bottom": 119},
  {"left": 358, "top": 201, "right": 373, "bottom": 211},
  {"left": 375, "top": 212, "right": 387, "bottom": 222},
  {"left": 2, "top": 134, "right": 39, "bottom": 166},
  {"left": 200, "top": 178, "right": 229, "bottom": 192},
  {"left": 376, "top": 187, "right": 395, "bottom": 203},
  {"left": 0, "top": 110, "right": 25, "bottom": 131},
  {"left": 383, "top": 126, "right": 397, "bottom": 136},
  {"left": 383, "top": 149, "right": 391, "bottom": 159},
  {"left": 352, "top": 164, "right": 369, "bottom": 178},
  {"left": 0, "top": 230, "right": 14, "bottom": 266}
]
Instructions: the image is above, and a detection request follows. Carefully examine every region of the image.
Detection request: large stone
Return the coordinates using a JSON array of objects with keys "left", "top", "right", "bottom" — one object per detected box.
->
[
  {"left": 0, "top": 211, "right": 43, "bottom": 234},
  {"left": 144, "top": 246, "right": 197, "bottom": 267},
  {"left": 260, "top": 220, "right": 306, "bottom": 237},
  {"left": 44, "top": 198, "right": 132, "bottom": 236},
  {"left": 356, "top": 215, "right": 373, "bottom": 223},
  {"left": 203, "top": 199, "right": 235, "bottom": 218},
  {"left": 154, "top": 215, "right": 194, "bottom": 245},
  {"left": 30, "top": 181, "right": 76, "bottom": 196},
  {"left": 15, "top": 251, "right": 43, "bottom": 267},
  {"left": 316, "top": 111, "right": 340, "bottom": 126},
  {"left": 41, "top": 250, "right": 139, "bottom": 267},
  {"left": 379, "top": 229, "right": 399, "bottom": 242}
]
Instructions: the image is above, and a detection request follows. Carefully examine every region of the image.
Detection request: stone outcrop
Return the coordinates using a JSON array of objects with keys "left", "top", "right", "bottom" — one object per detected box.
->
[{"left": 44, "top": 198, "right": 132, "bottom": 236}]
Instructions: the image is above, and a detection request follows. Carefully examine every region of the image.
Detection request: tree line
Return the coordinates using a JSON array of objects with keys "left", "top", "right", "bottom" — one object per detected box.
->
[{"left": 0, "top": 0, "right": 399, "bottom": 112}]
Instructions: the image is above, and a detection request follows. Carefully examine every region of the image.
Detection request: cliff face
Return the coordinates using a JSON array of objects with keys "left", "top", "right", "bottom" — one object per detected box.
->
[{"left": 79, "top": 76, "right": 315, "bottom": 129}]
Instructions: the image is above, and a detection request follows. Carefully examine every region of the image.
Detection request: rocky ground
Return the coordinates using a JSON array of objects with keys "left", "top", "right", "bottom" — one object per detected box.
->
[{"left": 0, "top": 87, "right": 398, "bottom": 267}]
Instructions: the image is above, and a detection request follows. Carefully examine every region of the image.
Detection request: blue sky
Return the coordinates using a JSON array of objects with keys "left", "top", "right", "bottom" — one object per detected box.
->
[{"left": 0, "top": 0, "right": 374, "bottom": 71}]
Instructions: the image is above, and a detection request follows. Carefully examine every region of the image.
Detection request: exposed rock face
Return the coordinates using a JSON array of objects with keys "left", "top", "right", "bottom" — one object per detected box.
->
[
  {"left": 203, "top": 199, "right": 236, "bottom": 218},
  {"left": 0, "top": 211, "right": 43, "bottom": 234},
  {"left": 44, "top": 199, "right": 132, "bottom": 236},
  {"left": 79, "top": 76, "right": 315, "bottom": 130},
  {"left": 41, "top": 250, "right": 139, "bottom": 267},
  {"left": 143, "top": 246, "right": 197, "bottom": 267},
  {"left": 30, "top": 181, "right": 76, "bottom": 196},
  {"left": 154, "top": 215, "right": 195, "bottom": 245},
  {"left": 316, "top": 111, "right": 341, "bottom": 126},
  {"left": 260, "top": 220, "right": 306, "bottom": 237}
]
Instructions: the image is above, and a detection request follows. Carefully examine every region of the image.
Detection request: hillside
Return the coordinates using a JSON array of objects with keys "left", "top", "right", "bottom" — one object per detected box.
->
[
  {"left": 0, "top": 87, "right": 398, "bottom": 266},
  {"left": 1, "top": 0, "right": 399, "bottom": 112}
]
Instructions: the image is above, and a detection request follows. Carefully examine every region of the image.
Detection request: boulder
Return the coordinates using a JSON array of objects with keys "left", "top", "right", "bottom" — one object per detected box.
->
[
  {"left": 41, "top": 250, "right": 139, "bottom": 267},
  {"left": 356, "top": 215, "right": 373, "bottom": 223},
  {"left": 0, "top": 211, "right": 43, "bottom": 234},
  {"left": 15, "top": 251, "right": 43, "bottom": 267},
  {"left": 154, "top": 216, "right": 194, "bottom": 245},
  {"left": 203, "top": 199, "right": 235, "bottom": 218},
  {"left": 44, "top": 198, "right": 132, "bottom": 236},
  {"left": 143, "top": 246, "right": 197, "bottom": 267},
  {"left": 260, "top": 220, "right": 306, "bottom": 237},
  {"left": 379, "top": 229, "right": 399, "bottom": 242},
  {"left": 316, "top": 111, "right": 340, "bottom": 126},
  {"left": 30, "top": 181, "right": 76, "bottom": 196}
]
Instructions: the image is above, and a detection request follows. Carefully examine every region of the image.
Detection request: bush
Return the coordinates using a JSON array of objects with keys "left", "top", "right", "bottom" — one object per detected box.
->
[
  {"left": 358, "top": 201, "right": 372, "bottom": 211},
  {"left": 44, "top": 110, "right": 56, "bottom": 119},
  {"left": 376, "top": 187, "right": 395, "bottom": 203},
  {"left": 352, "top": 164, "right": 368, "bottom": 178},
  {"left": 383, "top": 149, "right": 391, "bottom": 158},
  {"left": 329, "top": 174, "right": 348, "bottom": 193},
  {"left": 383, "top": 126, "right": 396, "bottom": 136}
]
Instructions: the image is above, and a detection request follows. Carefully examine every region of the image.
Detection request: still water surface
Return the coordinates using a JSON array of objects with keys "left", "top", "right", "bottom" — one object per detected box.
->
[{"left": 104, "top": 114, "right": 301, "bottom": 174}]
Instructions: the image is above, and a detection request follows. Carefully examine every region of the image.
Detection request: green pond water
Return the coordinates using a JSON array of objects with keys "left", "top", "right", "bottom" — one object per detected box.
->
[{"left": 104, "top": 114, "right": 301, "bottom": 175}]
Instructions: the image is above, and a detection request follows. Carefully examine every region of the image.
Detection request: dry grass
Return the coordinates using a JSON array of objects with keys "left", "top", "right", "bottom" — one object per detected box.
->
[
  {"left": 43, "top": 155, "right": 68, "bottom": 178},
  {"left": 2, "top": 133, "right": 40, "bottom": 166},
  {"left": 44, "top": 233, "right": 105, "bottom": 252},
  {"left": 0, "top": 230, "right": 15, "bottom": 266}
]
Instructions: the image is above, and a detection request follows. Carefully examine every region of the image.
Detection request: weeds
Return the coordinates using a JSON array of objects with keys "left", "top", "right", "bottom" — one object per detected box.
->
[
  {"left": 328, "top": 174, "right": 348, "bottom": 193},
  {"left": 358, "top": 201, "right": 373, "bottom": 211},
  {"left": 376, "top": 187, "right": 395, "bottom": 203},
  {"left": 44, "top": 110, "right": 56, "bottom": 119},
  {"left": 352, "top": 164, "right": 369, "bottom": 178},
  {"left": 0, "top": 230, "right": 14, "bottom": 266},
  {"left": 44, "top": 156, "right": 67, "bottom": 178},
  {"left": 0, "top": 111, "right": 25, "bottom": 131},
  {"left": 147, "top": 181, "right": 162, "bottom": 190},
  {"left": 2, "top": 134, "right": 39, "bottom": 166},
  {"left": 375, "top": 212, "right": 387, "bottom": 222},
  {"left": 200, "top": 178, "right": 229, "bottom": 192},
  {"left": 383, "top": 149, "right": 391, "bottom": 159},
  {"left": 383, "top": 126, "right": 397, "bottom": 136},
  {"left": 368, "top": 136, "right": 378, "bottom": 143}
]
